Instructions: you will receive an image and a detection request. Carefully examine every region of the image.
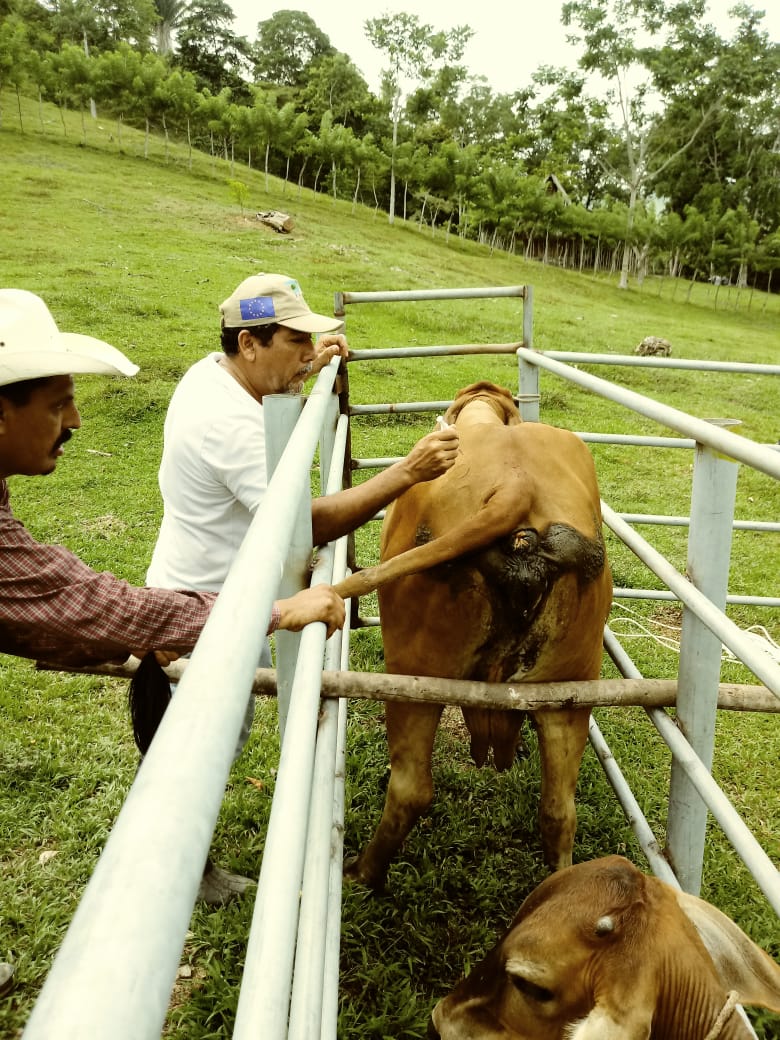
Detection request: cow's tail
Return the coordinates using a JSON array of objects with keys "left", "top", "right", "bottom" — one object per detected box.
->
[
  {"left": 128, "top": 652, "right": 173, "bottom": 755},
  {"left": 334, "top": 487, "right": 526, "bottom": 601}
]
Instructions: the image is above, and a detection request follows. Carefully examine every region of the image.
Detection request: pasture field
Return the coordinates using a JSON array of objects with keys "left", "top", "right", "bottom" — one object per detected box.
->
[{"left": 0, "top": 97, "right": 778, "bottom": 1038}]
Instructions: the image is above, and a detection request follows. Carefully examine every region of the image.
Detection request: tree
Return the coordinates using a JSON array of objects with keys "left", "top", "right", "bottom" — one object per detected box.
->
[
  {"left": 365, "top": 12, "right": 473, "bottom": 225},
  {"left": 92, "top": 43, "right": 144, "bottom": 146},
  {"left": 252, "top": 9, "right": 334, "bottom": 88},
  {"left": 175, "top": 0, "right": 250, "bottom": 99},
  {"left": 299, "top": 51, "right": 374, "bottom": 133},
  {"left": 237, "top": 89, "right": 304, "bottom": 190},
  {"left": 393, "top": 141, "right": 428, "bottom": 221},
  {"left": 315, "top": 113, "right": 357, "bottom": 202},
  {"left": 712, "top": 204, "right": 759, "bottom": 289},
  {"left": 273, "top": 104, "right": 310, "bottom": 190},
  {"left": 517, "top": 67, "right": 612, "bottom": 207},
  {"left": 155, "top": 66, "right": 200, "bottom": 164},
  {"left": 753, "top": 230, "right": 780, "bottom": 299},
  {"left": 48, "top": 0, "right": 157, "bottom": 51},
  {"left": 51, "top": 41, "right": 95, "bottom": 142},
  {"left": 0, "top": 12, "right": 29, "bottom": 130},
  {"left": 350, "top": 131, "right": 384, "bottom": 213},
  {"left": 153, "top": 0, "right": 185, "bottom": 54},
  {"left": 131, "top": 50, "right": 170, "bottom": 157},
  {"left": 652, "top": 6, "right": 780, "bottom": 243},
  {"left": 562, "top": 0, "right": 718, "bottom": 289}
]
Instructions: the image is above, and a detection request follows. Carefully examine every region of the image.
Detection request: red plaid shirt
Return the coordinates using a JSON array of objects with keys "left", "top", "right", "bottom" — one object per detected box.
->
[{"left": 0, "top": 479, "right": 216, "bottom": 668}]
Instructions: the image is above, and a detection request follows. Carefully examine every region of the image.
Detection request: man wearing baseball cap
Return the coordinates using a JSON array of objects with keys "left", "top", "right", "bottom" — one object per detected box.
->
[
  {"left": 0, "top": 290, "right": 346, "bottom": 936},
  {"left": 145, "top": 272, "right": 459, "bottom": 901},
  {"left": 148, "top": 273, "right": 459, "bottom": 592}
]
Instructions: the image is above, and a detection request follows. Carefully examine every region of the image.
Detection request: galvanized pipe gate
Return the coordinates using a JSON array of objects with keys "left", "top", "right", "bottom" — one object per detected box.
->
[{"left": 23, "top": 285, "right": 779, "bottom": 1038}]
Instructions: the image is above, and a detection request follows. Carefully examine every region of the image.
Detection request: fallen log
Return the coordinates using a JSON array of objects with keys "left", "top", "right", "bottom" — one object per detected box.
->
[{"left": 256, "top": 210, "right": 293, "bottom": 233}]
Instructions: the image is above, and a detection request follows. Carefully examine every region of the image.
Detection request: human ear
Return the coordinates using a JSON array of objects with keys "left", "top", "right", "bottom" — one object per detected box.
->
[{"left": 236, "top": 329, "right": 257, "bottom": 360}]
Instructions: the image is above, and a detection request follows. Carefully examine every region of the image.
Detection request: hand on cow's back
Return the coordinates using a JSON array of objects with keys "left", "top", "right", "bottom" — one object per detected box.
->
[{"left": 402, "top": 426, "right": 460, "bottom": 485}]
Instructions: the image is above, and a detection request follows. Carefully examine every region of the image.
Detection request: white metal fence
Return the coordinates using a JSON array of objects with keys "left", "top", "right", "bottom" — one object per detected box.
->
[{"left": 22, "top": 285, "right": 779, "bottom": 1038}]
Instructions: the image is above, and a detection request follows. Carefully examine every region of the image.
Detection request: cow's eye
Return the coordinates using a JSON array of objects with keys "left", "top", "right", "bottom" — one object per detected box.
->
[{"left": 510, "top": 975, "right": 554, "bottom": 1003}]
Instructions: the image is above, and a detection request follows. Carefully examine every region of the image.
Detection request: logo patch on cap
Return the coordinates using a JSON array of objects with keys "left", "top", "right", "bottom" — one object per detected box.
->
[{"left": 239, "top": 296, "right": 277, "bottom": 321}]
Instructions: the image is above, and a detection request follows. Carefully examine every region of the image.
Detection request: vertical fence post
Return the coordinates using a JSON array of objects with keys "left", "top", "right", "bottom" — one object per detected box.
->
[
  {"left": 666, "top": 422, "right": 741, "bottom": 895},
  {"left": 518, "top": 354, "right": 540, "bottom": 422},
  {"left": 522, "top": 284, "right": 533, "bottom": 351},
  {"left": 518, "top": 287, "right": 538, "bottom": 422},
  {"left": 264, "top": 394, "right": 309, "bottom": 736}
]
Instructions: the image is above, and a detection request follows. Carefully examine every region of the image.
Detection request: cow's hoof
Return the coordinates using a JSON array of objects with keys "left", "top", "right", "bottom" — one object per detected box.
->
[
  {"left": 343, "top": 855, "right": 387, "bottom": 894},
  {"left": 198, "top": 859, "right": 256, "bottom": 906},
  {"left": 0, "top": 963, "right": 15, "bottom": 997}
]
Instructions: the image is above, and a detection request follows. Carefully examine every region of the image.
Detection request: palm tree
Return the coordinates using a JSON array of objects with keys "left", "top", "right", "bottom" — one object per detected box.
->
[{"left": 154, "top": 0, "right": 186, "bottom": 55}]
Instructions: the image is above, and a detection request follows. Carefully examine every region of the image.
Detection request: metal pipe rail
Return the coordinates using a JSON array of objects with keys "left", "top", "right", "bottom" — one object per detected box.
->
[
  {"left": 517, "top": 347, "right": 780, "bottom": 480},
  {"left": 540, "top": 351, "right": 780, "bottom": 375},
  {"left": 348, "top": 343, "right": 520, "bottom": 361},
  {"left": 234, "top": 409, "right": 352, "bottom": 1040},
  {"left": 602, "top": 503, "right": 780, "bottom": 698},
  {"left": 334, "top": 284, "right": 529, "bottom": 313},
  {"left": 603, "top": 628, "right": 780, "bottom": 919},
  {"left": 614, "top": 587, "right": 780, "bottom": 607}
]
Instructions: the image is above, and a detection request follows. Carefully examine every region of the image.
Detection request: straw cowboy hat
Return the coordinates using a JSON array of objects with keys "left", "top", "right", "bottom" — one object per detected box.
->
[{"left": 0, "top": 289, "right": 138, "bottom": 387}]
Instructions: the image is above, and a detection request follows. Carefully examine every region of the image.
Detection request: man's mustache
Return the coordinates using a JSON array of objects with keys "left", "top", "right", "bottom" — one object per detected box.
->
[{"left": 54, "top": 430, "right": 73, "bottom": 450}]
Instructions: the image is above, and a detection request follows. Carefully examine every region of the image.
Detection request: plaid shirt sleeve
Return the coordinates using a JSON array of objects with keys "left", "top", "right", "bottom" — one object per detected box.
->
[{"left": 0, "top": 480, "right": 216, "bottom": 668}]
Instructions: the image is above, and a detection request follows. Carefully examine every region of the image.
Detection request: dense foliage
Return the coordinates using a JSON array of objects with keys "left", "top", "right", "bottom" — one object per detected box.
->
[{"left": 1, "top": 0, "right": 779, "bottom": 289}]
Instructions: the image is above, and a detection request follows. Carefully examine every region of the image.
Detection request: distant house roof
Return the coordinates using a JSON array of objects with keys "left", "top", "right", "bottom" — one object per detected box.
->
[{"left": 545, "top": 173, "right": 571, "bottom": 205}]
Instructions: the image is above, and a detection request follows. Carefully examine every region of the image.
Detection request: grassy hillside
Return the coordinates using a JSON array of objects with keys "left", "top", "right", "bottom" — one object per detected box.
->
[{"left": 0, "top": 97, "right": 778, "bottom": 1039}]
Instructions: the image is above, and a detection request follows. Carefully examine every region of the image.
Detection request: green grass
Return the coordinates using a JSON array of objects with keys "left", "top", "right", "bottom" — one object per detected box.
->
[{"left": 0, "top": 95, "right": 778, "bottom": 1038}]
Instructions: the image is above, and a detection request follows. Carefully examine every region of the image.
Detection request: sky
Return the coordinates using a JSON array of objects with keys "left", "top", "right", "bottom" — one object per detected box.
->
[{"left": 230, "top": 1, "right": 780, "bottom": 97}]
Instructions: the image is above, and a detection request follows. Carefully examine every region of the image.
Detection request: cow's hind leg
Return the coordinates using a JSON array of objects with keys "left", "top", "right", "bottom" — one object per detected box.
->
[
  {"left": 532, "top": 707, "right": 591, "bottom": 871},
  {"left": 345, "top": 701, "right": 444, "bottom": 891}
]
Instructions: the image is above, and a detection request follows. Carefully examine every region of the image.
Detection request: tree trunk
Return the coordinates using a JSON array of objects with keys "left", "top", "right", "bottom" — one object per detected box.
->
[
  {"left": 619, "top": 183, "right": 639, "bottom": 289},
  {"left": 15, "top": 86, "right": 24, "bottom": 133},
  {"left": 388, "top": 96, "right": 399, "bottom": 225},
  {"left": 685, "top": 270, "right": 697, "bottom": 303},
  {"left": 418, "top": 194, "right": 427, "bottom": 230},
  {"left": 297, "top": 156, "right": 309, "bottom": 195},
  {"left": 313, "top": 162, "right": 324, "bottom": 193}
]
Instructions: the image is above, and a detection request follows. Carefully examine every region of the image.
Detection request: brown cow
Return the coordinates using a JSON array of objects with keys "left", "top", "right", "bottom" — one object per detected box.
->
[
  {"left": 429, "top": 855, "right": 780, "bottom": 1039},
  {"left": 335, "top": 381, "right": 612, "bottom": 890}
]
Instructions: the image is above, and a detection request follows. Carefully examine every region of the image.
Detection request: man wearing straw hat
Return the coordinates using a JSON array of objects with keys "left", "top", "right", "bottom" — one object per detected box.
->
[
  {"left": 0, "top": 290, "right": 346, "bottom": 971},
  {"left": 0, "top": 288, "right": 344, "bottom": 668}
]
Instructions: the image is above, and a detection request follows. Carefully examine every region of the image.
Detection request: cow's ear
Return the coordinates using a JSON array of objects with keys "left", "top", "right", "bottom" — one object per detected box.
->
[{"left": 675, "top": 890, "right": 780, "bottom": 1011}]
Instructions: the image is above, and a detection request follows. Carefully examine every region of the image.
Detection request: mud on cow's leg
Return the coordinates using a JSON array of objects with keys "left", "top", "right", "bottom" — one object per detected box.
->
[
  {"left": 344, "top": 701, "right": 444, "bottom": 891},
  {"left": 533, "top": 707, "right": 591, "bottom": 871}
]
